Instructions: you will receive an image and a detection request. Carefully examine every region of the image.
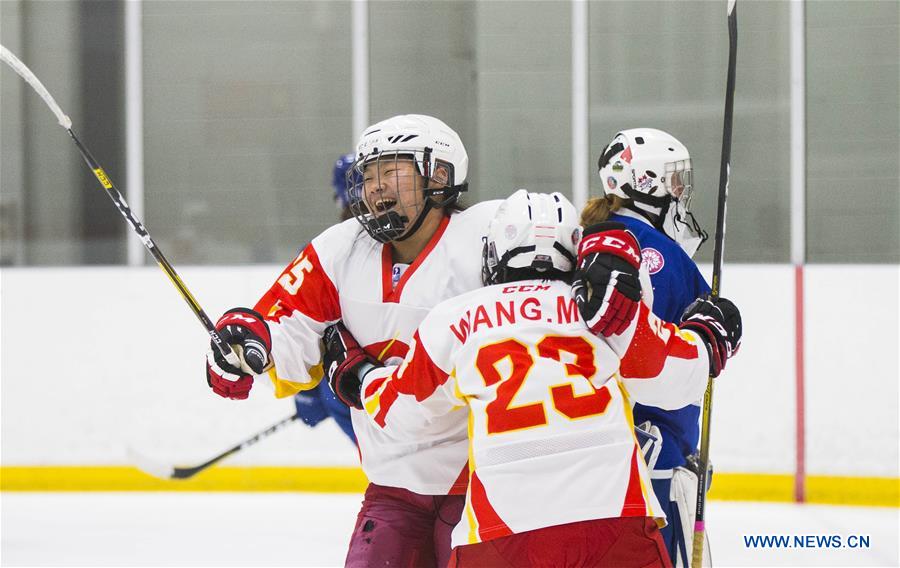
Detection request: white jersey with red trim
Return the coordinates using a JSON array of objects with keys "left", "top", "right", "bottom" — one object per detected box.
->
[
  {"left": 252, "top": 200, "right": 501, "bottom": 495},
  {"left": 360, "top": 279, "right": 709, "bottom": 546}
]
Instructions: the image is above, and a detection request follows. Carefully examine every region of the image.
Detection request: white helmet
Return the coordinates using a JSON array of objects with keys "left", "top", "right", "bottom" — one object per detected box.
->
[
  {"left": 597, "top": 128, "right": 707, "bottom": 257},
  {"left": 349, "top": 114, "right": 469, "bottom": 243},
  {"left": 482, "top": 189, "right": 581, "bottom": 286}
]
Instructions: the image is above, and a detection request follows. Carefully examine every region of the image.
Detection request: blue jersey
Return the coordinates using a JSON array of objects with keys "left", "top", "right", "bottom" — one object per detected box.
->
[
  {"left": 293, "top": 377, "right": 356, "bottom": 443},
  {"left": 610, "top": 212, "right": 710, "bottom": 469}
]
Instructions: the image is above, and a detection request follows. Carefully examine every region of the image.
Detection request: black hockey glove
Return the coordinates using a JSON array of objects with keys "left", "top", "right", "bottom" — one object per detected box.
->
[
  {"left": 679, "top": 296, "right": 742, "bottom": 378},
  {"left": 322, "top": 322, "right": 377, "bottom": 410},
  {"left": 571, "top": 222, "right": 643, "bottom": 337}
]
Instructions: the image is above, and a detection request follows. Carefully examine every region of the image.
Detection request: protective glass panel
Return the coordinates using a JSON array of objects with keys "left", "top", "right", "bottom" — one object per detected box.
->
[
  {"left": 142, "top": 1, "right": 352, "bottom": 264},
  {"left": 1, "top": 1, "right": 126, "bottom": 265},
  {"left": 589, "top": 1, "right": 792, "bottom": 263},
  {"left": 806, "top": 1, "right": 900, "bottom": 263},
  {"left": 369, "top": 0, "right": 572, "bottom": 206}
]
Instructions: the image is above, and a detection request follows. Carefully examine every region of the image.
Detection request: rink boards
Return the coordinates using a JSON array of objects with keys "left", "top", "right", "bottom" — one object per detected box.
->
[{"left": 1, "top": 264, "right": 897, "bottom": 507}]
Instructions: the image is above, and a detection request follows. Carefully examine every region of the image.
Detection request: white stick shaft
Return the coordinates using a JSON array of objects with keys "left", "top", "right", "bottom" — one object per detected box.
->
[{"left": 0, "top": 44, "right": 72, "bottom": 130}]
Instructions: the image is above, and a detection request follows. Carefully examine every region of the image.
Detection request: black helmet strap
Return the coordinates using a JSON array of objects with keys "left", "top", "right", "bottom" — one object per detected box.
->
[{"left": 620, "top": 183, "right": 672, "bottom": 232}]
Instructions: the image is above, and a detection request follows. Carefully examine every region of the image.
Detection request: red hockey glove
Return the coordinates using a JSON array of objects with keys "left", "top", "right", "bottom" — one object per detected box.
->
[
  {"left": 322, "top": 322, "right": 377, "bottom": 410},
  {"left": 679, "top": 296, "right": 742, "bottom": 378},
  {"left": 571, "top": 222, "right": 643, "bottom": 337},
  {"left": 206, "top": 308, "right": 272, "bottom": 400}
]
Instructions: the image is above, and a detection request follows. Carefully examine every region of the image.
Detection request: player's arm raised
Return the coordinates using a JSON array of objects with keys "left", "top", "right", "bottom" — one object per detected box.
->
[
  {"left": 572, "top": 222, "right": 742, "bottom": 408},
  {"left": 571, "top": 222, "right": 643, "bottom": 339}
]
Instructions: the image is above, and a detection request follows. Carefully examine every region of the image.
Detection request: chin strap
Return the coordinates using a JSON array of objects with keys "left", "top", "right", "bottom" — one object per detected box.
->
[
  {"left": 395, "top": 177, "right": 467, "bottom": 242},
  {"left": 677, "top": 209, "right": 708, "bottom": 244},
  {"left": 620, "top": 183, "right": 672, "bottom": 233},
  {"left": 620, "top": 184, "right": 708, "bottom": 255},
  {"left": 669, "top": 207, "right": 709, "bottom": 256},
  {"left": 384, "top": 146, "right": 470, "bottom": 243},
  {"left": 622, "top": 190, "right": 709, "bottom": 257},
  {"left": 394, "top": 198, "right": 435, "bottom": 242},
  {"left": 363, "top": 210, "right": 410, "bottom": 244}
]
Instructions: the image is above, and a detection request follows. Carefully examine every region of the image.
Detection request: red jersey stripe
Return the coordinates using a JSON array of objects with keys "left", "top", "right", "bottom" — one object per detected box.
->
[
  {"left": 620, "top": 303, "right": 698, "bottom": 378},
  {"left": 255, "top": 244, "right": 341, "bottom": 323},
  {"left": 471, "top": 471, "right": 514, "bottom": 541},
  {"left": 449, "top": 461, "right": 469, "bottom": 496},
  {"left": 619, "top": 444, "right": 647, "bottom": 517},
  {"left": 382, "top": 215, "right": 451, "bottom": 303}
]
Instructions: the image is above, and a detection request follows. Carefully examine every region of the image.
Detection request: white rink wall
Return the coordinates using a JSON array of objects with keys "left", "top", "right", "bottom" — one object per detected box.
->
[{"left": 1, "top": 264, "right": 897, "bottom": 478}]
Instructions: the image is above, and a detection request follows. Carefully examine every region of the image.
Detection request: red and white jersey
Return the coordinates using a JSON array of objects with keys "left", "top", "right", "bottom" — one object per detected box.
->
[
  {"left": 360, "top": 279, "right": 709, "bottom": 546},
  {"left": 252, "top": 201, "right": 500, "bottom": 495}
]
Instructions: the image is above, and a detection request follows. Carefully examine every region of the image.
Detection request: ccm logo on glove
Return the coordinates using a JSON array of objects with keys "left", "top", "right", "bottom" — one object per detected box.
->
[
  {"left": 578, "top": 232, "right": 642, "bottom": 267},
  {"left": 572, "top": 222, "right": 643, "bottom": 338}
]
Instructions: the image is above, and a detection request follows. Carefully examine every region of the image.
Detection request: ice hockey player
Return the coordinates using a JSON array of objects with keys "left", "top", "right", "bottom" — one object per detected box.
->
[
  {"left": 289, "top": 153, "right": 358, "bottom": 443},
  {"left": 332, "top": 152, "right": 355, "bottom": 221},
  {"left": 578, "top": 128, "right": 743, "bottom": 566},
  {"left": 328, "top": 189, "right": 731, "bottom": 566},
  {"left": 204, "top": 114, "right": 501, "bottom": 567}
]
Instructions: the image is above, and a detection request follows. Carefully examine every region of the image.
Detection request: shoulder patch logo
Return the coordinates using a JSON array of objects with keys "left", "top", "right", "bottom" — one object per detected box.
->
[{"left": 642, "top": 247, "right": 665, "bottom": 275}]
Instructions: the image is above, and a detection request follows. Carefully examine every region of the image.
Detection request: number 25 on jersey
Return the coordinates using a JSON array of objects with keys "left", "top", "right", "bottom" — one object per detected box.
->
[{"left": 278, "top": 253, "right": 314, "bottom": 295}]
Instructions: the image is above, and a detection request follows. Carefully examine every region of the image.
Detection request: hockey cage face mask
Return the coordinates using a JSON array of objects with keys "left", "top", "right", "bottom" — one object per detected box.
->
[
  {"left": 661, "top": 159, "right": 708, "bottom": 257},
  {"left": 664, "top": 158, "right": 693, "bottom": 206},
  {"left": 347, "top": 150, "right": 455, "bottom": 243}
]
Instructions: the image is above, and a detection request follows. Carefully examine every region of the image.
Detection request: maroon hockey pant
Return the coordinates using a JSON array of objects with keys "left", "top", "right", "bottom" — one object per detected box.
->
[
  {"left": 448, "top": 517, "right": 671, "bottom": 568},
  {"left": 344, "top": 482, "right": 465, "bottom": 568}
]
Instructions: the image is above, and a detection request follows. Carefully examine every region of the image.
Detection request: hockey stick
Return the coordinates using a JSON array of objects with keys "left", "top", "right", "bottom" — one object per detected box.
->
[
  {"left": 691, "top": 1, "right": 737, "bottom": 566},
  {"left": 0, "top": 44, "right": 243, "bottom": 370},
  {"left": 129, "top": 413, "right": 300, "bottom": 480}
]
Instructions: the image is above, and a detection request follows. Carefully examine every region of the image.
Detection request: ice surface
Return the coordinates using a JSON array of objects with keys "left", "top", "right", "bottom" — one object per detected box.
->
[{"left": 1, "top": 493, "right": 897, "bottom": 567}]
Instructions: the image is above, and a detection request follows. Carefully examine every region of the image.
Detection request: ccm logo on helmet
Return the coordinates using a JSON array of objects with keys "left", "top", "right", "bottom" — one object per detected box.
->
[{"left": 579, "top": 233, "right": 641, "bottom": 266}]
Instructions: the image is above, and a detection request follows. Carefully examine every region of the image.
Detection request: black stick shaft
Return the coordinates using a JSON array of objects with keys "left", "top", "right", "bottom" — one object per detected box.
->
[
  {"left": 66, "top": 128, "right": 235, "bottom": 362},
  {"left": 1, "top": 44, "right": 236, "bottom": 367},
  {"left": 170, "top": 414, "right": 300, "bottom": 479},
  {"left": 692, "top": 2, "right": 737, "bottom": 566},
  {"left": 710, "top": 4, "right": 738, "bottom": 300}
]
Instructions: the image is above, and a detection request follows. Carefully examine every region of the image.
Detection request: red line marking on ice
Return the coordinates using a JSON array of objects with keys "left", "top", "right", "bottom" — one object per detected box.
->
[{"left": 794, "top": 264, "right": 806, "bottom": 503}]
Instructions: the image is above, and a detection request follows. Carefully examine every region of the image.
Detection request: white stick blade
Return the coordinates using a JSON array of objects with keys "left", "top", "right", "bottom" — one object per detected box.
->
[
  {"left": 0, "top": 43, "right": 73, "bottom": 129},
  {"left": 126, "top": 446, "right": 175, "bottom": 480}
]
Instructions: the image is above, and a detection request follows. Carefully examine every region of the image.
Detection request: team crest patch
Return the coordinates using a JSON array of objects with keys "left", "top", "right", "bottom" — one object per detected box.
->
[
  {"left": 571, "top": 227, "right": 582, "bottom": 244},
  {"left": 637, "top": 174, "right": 653, "bottom": 192},
  {"left": 642, "top": 247, "right": 664, "bottom": 274}
]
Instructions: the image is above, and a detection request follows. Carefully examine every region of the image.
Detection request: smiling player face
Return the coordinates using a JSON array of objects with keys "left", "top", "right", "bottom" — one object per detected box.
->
[{"left": 361, "top": 157, "right": 427, "bottom": 230}]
